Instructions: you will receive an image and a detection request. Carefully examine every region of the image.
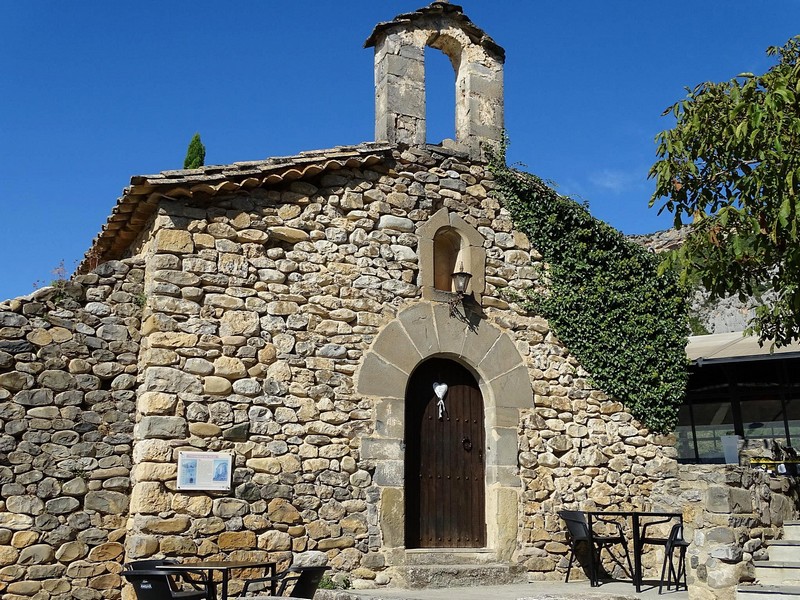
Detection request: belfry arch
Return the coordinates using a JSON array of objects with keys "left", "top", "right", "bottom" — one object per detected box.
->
[{"left": 365, "top": 1, "right": 505, "bottom": 159}]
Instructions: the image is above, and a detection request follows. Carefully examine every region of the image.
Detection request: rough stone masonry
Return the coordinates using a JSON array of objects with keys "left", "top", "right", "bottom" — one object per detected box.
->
[
  {"left": 0, "top": 141, "right": 683, "bottom": 599},
  {"left": 0, "top": 4, "right": 796, "bottom": 600}
]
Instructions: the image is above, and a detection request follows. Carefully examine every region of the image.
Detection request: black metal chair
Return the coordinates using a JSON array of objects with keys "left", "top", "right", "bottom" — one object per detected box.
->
[
  {"left": 663, "top": 522, "right": 689, "bottom": 593},
  {"left": 126, "top": 559, "right": 210, "bottom": 593},
  {"left": 640, "top": 518, "right": 689, "bottom": 593},
  {"left": 559, "top": 509, "right": 632, "bottom": 587},
  {"left": 240, "top": 565, "right": 329, "bottom": 598},
  {"left": 641, "top": 520, "right": 689, "bottom": 593},
  {"left": 122, "top": 565, "right": 212, "bottom": 600}
]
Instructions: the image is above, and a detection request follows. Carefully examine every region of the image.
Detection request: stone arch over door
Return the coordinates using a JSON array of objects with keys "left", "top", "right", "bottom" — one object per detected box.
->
[{"left": 356, "top": 302, "right": 531, "bottom": 560}]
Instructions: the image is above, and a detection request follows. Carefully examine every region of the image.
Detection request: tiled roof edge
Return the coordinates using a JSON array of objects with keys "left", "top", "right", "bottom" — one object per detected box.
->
[
  {"left": 129, "top": 142, "right": 393, "bottom": 188},
  {"left": 77, "top": 142, "right": 394, "bottom": 275}
]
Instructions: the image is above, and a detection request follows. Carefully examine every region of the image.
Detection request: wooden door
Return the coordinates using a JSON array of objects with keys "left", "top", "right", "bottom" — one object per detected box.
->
[{"left": 405, "top": 358, "right": 485, "bottom": 548}]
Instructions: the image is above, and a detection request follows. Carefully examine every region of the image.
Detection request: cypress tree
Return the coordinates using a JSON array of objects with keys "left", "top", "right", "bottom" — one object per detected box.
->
[{"left": 183, "top": 133, "right": 206, "bottom": 169}]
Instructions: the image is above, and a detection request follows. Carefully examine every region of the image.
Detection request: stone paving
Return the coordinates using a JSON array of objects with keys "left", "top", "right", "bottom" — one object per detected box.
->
[{"left": 317, "top": 580, "right": 689, "bottom": 600}]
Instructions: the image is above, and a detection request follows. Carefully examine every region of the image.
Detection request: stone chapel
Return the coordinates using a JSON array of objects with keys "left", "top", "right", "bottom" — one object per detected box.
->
[{"left": 0, "top": 4, "right": 796, "bottom": 600}]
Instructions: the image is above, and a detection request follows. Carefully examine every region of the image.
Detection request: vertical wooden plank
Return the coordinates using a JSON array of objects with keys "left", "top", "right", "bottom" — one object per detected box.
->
[
  {"left": 421, "top": 367, "right": 434, "bottom": 546},
  {"left": 436, "top": 385, "right": 446, "bottom": 547},
  {"left": 464, "top": 380, "right": 475, "bottom": 546},
  {"left": 450, "top": 381, "right": 460, "bottom": 546},
  {"left": 463, "top": 380, "right": 473, "bottom": 546},
  {"left": 456, "top": 380, "right": 468, "bottom": 545},
  {"left": 474, "top": 381, "right": 486, "bottom": 546}
]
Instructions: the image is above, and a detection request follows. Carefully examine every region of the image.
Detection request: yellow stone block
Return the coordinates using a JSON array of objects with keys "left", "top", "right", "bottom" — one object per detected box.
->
[
  {"left": 171, "top": 494, "right": 213, "bottom": 517},
  {"left": 11, "top": 531, "right": 38, "bottom": 548},
  {"left": 155, "top": 229, "right": 194, "bottom": 253},
  {"left": 87, "top": 542, "right": 124, "bottom": 562},
  {"left": 218, "top": 531, "right": 257, "bottom": 550},
  {"left": 138, "top": 392, "right": 177, "bottom": 415},
  {"left": 0, "top": 545, "right": 19, "bottom": 566},
  {"left": 139, "top": 515, "right": 191, "bottom": 534},
  {"left": 204, "top": 376, "right": 232, "bottom": 395},
  {"left": 49, "top": 327, "right": 73, "bottom": 342},
  {"left": 148, "top": 332, "right": 199, "bottom": 348},
  {"left": 26, "top": 329, "right": 52, "bottom": 346},
  {"left": 88, "top": 572, "right": 122, "bottom": 590},
  {"left": 129, "top": 482, "right": 170, "bottom": 514}
]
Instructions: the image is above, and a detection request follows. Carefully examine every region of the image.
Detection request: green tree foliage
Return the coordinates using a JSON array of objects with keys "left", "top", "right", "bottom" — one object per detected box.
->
[
  {"left": 650, "top": 36, "right": 800, "bottom": 346},
  {"left": 490, "top": 144, "right": 688, "bottom": 433},
  {"left": 183, "top": 133, "right": 206, "bottom": 169}
]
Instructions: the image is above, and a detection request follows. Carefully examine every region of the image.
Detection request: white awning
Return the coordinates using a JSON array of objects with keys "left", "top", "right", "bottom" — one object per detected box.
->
[{"left": 687, "top": 331, "right": 800, "bottom": 364}]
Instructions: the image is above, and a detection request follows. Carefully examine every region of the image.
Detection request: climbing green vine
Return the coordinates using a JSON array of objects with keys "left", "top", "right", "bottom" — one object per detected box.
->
[{"left": 489, "top": 143, "right": 688, "bottom": 433}]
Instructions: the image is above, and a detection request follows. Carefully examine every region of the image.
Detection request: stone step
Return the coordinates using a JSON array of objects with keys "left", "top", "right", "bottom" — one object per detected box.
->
[
  {"left": 784, "top": 522, "right": 800, "bottom": 542},
  {"left": 767, "top": 541, "right": 800, "bottom": 563},
  {"left": 737, "top": 584, "right": 800, "bottom": 599},
  {"left": 404, "top": 563, "right": 526, "bottom": 589},
  {"left": 755, "top": 562, "right": 800, "bottom": 585},
  {"left": 405, "top": 548, "right": 499, "bottom": 566}
]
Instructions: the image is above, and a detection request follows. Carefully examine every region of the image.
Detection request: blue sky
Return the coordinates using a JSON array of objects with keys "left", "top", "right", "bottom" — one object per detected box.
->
[{"left": 1, "top": 1, "right": 798, "bottom": 301}]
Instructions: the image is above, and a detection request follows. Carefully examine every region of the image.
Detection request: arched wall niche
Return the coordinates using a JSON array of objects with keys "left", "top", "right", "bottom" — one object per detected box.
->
[
  {"left": 432, "top": 227, "right": 463, "bottom": 293},
  {"left": 355, "top": 302, "right": 533, "bottom": 561},
  {"left": 419, "top": 208, "right": 485, "bottom": 303}
]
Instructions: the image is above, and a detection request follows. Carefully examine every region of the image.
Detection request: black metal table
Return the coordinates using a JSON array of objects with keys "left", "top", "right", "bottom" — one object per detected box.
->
[
  {"left": 586, "top": 510, "right": 683, "bottom": 592},
  {"left": 158, "top": 560, "right": 277, "bottom": 600}
]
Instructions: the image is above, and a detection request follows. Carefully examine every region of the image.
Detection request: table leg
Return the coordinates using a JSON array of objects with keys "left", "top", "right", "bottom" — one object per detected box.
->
[
  {"left": 632, "top": 514, "right": 642, "bottom": 593},
  {"left": 587, "top": 512, "right": 596, "bottom": 586},
  {"left": 221, "top": 571, "right": 230, "bottom": 600},
  {"left": 204, "top": 569, "right": 218, "bottom": 600}
]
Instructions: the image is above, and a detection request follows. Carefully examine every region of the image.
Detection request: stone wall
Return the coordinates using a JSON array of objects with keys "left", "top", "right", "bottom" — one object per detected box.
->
[
  {"left": 517, "top": 387, "right": 678, "bottom": 578},
  {"left": 121, "top": 144, "right": 677, "bottom": 591},
  {"left": 0, "top": 144, "right": 685, "bottom": 597},
  {"left": 127, "top": 146, "right": 517, "bottom": 592},
  {"left": 0, "top": 259, "right": 143, "bottom": 600},
  {"left": 652, "top": 464, "right": 800, "bottom": 600}
]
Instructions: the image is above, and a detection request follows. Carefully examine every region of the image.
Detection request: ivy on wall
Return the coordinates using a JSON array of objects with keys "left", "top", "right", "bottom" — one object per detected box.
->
[{"left": 489, "top": 145, "right": 688, "bottom": 433}]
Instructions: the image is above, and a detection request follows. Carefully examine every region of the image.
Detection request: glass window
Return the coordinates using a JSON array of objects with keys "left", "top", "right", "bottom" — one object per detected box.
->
[
  {"left": 740, "top": 398, "right": 785, "bottom": 442},
  {"left": 690, "top": 401, "right": 735, "bottom": 462},
  {"left": 679, "top": 356, "right": 800, "bottom": 463},
  {"left": 676, "top": 404, "right": 697, "bottom": 461},
  {"left": 785, "top": 395, "right": 800, "bottom": 448}
]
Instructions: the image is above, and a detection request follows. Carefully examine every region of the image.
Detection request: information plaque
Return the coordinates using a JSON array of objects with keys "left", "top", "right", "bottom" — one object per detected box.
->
[{"left": 177, "top": 451, "right": 232, "bottom": 491}]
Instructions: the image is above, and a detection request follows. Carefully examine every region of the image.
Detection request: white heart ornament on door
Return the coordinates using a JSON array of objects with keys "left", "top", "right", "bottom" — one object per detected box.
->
[{"left": 433, "top": 382, "right": 448, "bottom": 419}]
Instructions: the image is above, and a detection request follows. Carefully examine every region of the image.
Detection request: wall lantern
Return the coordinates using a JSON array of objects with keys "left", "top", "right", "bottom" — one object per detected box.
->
[
  {"left": 448, "top": 268, "right": 476, "bottom": 329},
  {"left": 452, "top": 270, "right": 472, "bottom": 296}
]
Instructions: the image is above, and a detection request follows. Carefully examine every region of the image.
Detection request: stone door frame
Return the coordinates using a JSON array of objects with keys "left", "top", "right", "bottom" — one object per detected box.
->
[{"left": 356, "top": 302, "right": 532, "bottom": 561}]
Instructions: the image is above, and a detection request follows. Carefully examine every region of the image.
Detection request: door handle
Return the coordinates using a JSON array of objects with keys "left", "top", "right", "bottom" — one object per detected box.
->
[{"left": 462, "top": 437, "right": 472, "bottom": 451}]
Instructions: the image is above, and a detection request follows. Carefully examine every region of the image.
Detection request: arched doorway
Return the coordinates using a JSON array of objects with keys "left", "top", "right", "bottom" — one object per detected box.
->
[
  {"left": 405, "top": 357, "right": 485, "bottom": 548},
  {"left": 356, "top": 302, "right": 531, "bottom": 560}
]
